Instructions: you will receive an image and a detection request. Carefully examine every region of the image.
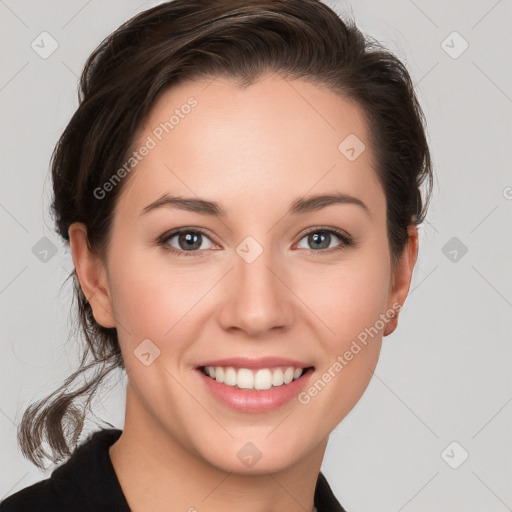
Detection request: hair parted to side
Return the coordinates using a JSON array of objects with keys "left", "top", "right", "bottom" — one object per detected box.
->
[{"left": 18, "top": 0, "right": 433, "bottom": 469}]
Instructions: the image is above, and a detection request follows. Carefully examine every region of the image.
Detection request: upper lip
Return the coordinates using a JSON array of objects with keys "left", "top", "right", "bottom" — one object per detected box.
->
[{"left": 197, "top": 357, "right": 314, "bottom": 370}]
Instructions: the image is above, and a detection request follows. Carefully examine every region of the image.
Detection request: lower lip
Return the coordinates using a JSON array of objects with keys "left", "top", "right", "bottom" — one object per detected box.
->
[{"left": 197, "top": 368, "right": 314, "bottom": 413}]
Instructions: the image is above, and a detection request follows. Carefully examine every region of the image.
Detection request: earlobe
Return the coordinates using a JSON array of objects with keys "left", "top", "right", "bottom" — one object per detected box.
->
[
  {"left": 384, "top": 224, "right": 419, "bottom": 337},
  {"left": 68, "top": 222, "right": 116, "bottom": 329}
]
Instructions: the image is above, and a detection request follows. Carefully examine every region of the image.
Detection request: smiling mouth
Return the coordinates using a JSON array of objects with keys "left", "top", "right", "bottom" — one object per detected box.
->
[{"left": 199, "top": 365, "right": 315, "bottom": 391}]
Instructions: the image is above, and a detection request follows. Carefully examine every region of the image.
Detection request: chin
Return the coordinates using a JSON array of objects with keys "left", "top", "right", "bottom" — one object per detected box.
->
[{"left": 195, "top": 430, "right": 318, "bottom": 475}]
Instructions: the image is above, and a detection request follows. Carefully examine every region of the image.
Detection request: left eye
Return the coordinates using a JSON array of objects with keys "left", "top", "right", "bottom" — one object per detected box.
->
[{"left": 296, "top": 229, "right": 351, "bottom": 251}]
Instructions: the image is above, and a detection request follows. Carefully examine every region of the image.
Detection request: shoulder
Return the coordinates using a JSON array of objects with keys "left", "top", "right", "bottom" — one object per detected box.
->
[
  {"left": 0, "top": 477, "right": 79, "bottom": 511},
  {"left": 315, "top": 471, "right": 348, "bottom": 512},
  {"left": 0, "top": 429, "right": 125, "bottom": 512}
]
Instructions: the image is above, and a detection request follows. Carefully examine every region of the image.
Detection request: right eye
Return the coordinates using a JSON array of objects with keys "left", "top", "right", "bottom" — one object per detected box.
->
[{"left": 157, "top": 228, "right": 219, "bottom": 257}]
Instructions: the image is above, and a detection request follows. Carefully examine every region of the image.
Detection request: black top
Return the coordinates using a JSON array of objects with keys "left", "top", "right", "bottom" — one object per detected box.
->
[{"left": 0, "top": 429, "right": 347, "bottom": 511}]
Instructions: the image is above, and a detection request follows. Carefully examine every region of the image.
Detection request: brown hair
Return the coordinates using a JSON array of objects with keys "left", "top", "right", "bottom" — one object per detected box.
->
[{"left": 18, "top": 0, "right": 433, "bottom": 468}]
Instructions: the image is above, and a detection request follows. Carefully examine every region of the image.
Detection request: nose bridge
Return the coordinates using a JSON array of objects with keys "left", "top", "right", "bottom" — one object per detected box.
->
[{"left": 218, "top": 238, "right": 294, "bottom": 335}]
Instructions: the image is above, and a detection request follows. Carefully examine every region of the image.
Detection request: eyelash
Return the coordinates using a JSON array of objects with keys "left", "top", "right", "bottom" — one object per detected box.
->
[{"left": 156, "top": 226, "right": 354, "bottom": 258}]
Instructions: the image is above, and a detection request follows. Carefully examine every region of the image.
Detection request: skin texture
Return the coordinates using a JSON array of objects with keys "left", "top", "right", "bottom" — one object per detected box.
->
[{"left": 68, "top": 74, "right": 418, "bottom": 512}]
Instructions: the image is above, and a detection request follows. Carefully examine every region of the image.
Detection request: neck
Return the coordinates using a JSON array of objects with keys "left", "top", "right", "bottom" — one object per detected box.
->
[{"left": 109, "top": 384, "right": 326, "bottom": 512}]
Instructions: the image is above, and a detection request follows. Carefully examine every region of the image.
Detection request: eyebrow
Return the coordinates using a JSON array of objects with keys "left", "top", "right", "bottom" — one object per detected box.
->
[{"left": 140, "top": 192, "right": 370, "bottom": 217}]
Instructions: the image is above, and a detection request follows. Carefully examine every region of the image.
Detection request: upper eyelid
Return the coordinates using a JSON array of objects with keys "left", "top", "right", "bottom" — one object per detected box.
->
[
  {"left": 299, "top": 225, "right": 351, "bottom": 239},
  {"left": 158, "top": 228, "right": 220, "bottom": 254},
  {"left": 159, "top": 227, "right": 218, "bottom": 244}
]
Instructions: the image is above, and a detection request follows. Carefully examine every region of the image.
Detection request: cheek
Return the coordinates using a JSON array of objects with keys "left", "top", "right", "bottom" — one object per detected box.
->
[
  {"left": 107, "top": 248, "right": 209, "bottom": 347},
  {"left": 291, "top": 248, "right": 391, "bottom": 426},
  {"left": 295, "top": 252, "right": 391, "bottom": 348}
]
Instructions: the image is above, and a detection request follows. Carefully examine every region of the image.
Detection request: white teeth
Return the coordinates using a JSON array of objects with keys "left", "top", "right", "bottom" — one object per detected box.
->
[
  {"left": 254, "top": 369, "right": 272, "bottom": 390},
  {"left": 283, "top": 367, "right": 294, "bottom": 384},
  {"left": 224, "top": 367, "right": 237, "bottom": 386},
  {"left": 272, "top": 368, "right": 284, "bottom": 387},
  {"left": 203, "top": 365, "right": 306, "bottom": 391},
  {"left": 237, "top": 368, "right": 254, "bottom": 389}
]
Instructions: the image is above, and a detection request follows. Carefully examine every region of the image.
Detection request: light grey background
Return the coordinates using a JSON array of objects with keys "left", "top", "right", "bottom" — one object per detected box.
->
[{"left": 1, "top": 1, "right": 511, "bottom": 510}]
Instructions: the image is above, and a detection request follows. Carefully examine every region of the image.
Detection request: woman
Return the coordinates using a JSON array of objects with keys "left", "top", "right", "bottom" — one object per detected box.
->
[{"left": 1, "top": 0, "right": 432, "bottom": 510}]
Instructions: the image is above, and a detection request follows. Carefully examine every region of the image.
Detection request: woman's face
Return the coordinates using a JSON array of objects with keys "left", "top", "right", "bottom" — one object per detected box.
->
[{"left": 72, "top": 74, "right": 416, "bottom": 474}]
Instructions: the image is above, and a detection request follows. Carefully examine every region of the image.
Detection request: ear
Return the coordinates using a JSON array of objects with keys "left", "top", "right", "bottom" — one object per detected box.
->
[
  {"left": 383, "top": 224, "right": 419, "bottom": 337},
  {"left": 68, "top": 222, "right": 116, "bottom": 329}
]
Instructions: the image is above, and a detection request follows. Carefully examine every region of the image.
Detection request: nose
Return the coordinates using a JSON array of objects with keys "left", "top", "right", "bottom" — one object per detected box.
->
[{"left": 217, "top": 246, "right": 295, "bottom": 338}]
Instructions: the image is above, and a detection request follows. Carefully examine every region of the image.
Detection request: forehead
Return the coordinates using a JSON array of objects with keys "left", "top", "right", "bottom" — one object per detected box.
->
[{"left": 116, "top": 74, "right": 384, "bottom": 220}]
